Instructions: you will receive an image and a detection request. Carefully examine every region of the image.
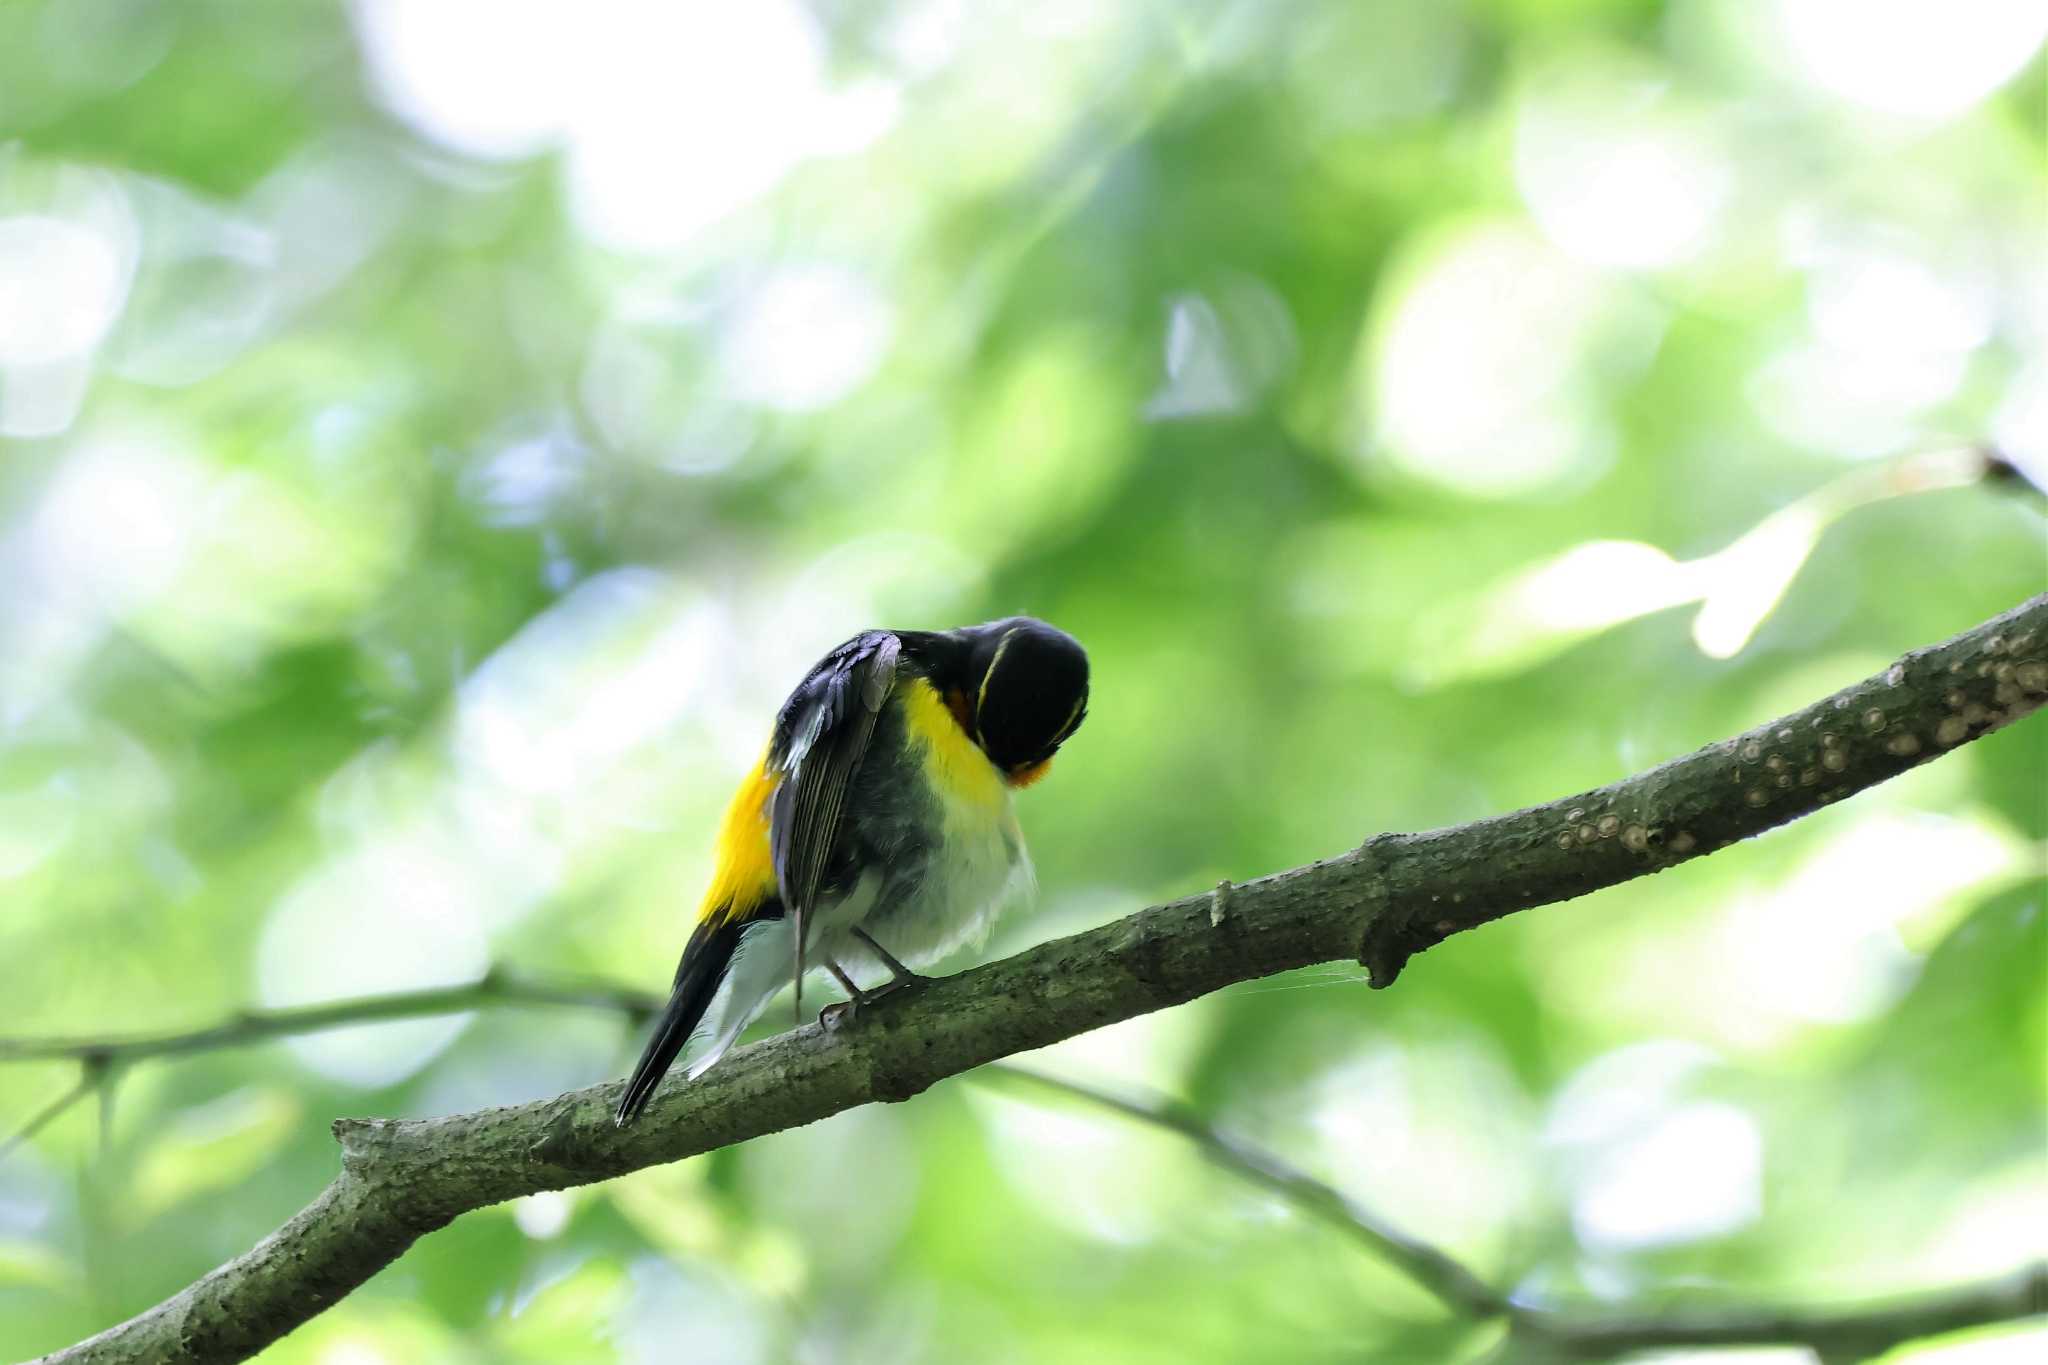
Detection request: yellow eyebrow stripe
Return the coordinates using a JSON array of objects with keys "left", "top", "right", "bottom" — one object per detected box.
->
[
  {"left": 973, "top": 626, "right": 1020, "bottom": 738},
  {"left": 1049, "top": 692, "right": 1085, "bottom": 746}
]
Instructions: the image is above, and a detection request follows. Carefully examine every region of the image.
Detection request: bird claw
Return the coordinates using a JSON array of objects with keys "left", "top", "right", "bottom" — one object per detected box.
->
[{"left": 817, "top": 972, "right": 927, "bottom": 1033}]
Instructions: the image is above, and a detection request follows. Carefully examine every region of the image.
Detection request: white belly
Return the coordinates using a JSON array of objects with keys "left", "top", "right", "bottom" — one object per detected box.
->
[
  {"left": 683, "top": 771, "right": 1030, "bottom": 1079},
  {"left": 854, "top": 781, "right": 1032, "bottom": 969}
]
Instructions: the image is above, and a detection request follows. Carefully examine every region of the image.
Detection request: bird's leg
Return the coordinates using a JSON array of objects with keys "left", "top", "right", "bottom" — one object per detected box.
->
[
  {"left": 819, "top": 956, "right": 871, "bottom": 1030},
  {"left": 824, "top": 957, "right": 874, "bottom": 1003},
  {"left": 851, "top": 927, "right": 926, "bottom": 991},
  {"left": 817, "top": 934, "right": 927, "bottom": 1030}
]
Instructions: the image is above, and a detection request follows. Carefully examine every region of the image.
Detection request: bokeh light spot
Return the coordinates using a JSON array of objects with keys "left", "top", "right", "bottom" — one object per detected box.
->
[
  {"left": 719, "top": 265, "right": 894, "bottom": 412},
  {"left": 1773, "top": 0, "right": 2048, "bottom": 119},
  {"left": 1548, "top": 1043, "right": 1762, "bottom": 1251},
  {"left": 257, "top": 832, "right": 491, "bottom": 1087},
  {"left": 0, "top": 215, "right": 127, "bottom": 365},
  {"left": 1514, "top": 53, "right": 1732, "bottom": 269},
  {"left": 1363, "top": 219, "right": 1650, "bottom": 497}
]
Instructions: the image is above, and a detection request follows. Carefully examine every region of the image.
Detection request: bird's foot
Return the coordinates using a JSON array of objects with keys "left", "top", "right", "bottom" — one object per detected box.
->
[{"left": 819, "top": 949, "right": 927, "bottom": 1031}]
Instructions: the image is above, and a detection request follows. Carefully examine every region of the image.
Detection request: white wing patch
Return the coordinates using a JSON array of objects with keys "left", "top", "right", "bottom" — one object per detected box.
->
[{"left": 780, "top": 700, "right": 829, "bottom": 775}]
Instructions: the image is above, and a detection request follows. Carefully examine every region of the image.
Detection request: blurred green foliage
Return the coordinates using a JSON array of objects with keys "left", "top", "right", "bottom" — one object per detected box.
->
[{"left": 1, "top": 0, "right": 2044, "bottom": 1360}]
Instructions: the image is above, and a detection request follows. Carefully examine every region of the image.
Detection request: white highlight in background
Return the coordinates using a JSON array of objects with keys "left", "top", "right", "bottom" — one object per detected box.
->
[
  {"left": 0, "top": 215, "right": 128, "bottom": 365},
  {"left": 0, "top": 164, "right": 138, "bottom": 436},
  {"left": 350, "top": 0, "right": 898, "bottom": 252},
  {"left": 1772, "top": 0, "right": 2048, "bottom": 119},
  {"left": 456, "top": 570, "right": 719, "bottom": 799},
  {"left": 1365, "top": 220, "right": 1648, "bottom": 497},
  {"left": 1586, "top": 813, "right": 2022, "bottom": 1054},
  {"left": 1898, "top": 1322, "right": 2048, "bottom": 1363},
  {"left": 256, "top": 829, "right": 491, "bottom": 1087},
  {"left": 0, "top": 431, "right": 211, "bottom": 710},
  {"left": 1547, "top": 1041, "right": 1763, "bottom": 1251},
  {"left": 349, "top": 0, "right": 574, "bottom": 159},
  {"left": 1514, "top": 55, "right": 1732, "bottom": 270},
  {"left": 719, "top": 265, "right": 894, "bottom": 412},
  {"left": 514, "top": 1191, "right": 572, "bottom": 1239},
  {"left": 1719, "top": 814, "right": 2016, "bottom": 1031},
  {"left": 1752, "top": 232, "right": 1991, "bottom": 458},
  {"left": 1992, "top": 362, "right": 2048, "bottom": 488},
  {"left": 1573, "top": 1101, "right": 1763, "bottom": 1249}
]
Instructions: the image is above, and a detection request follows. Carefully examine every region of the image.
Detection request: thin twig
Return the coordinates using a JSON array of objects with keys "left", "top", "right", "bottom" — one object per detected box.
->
[
  {"left": 0, "top": 1073, "right": 98, "bottom": 1163},
  {"left": 984, "top": 1069, "right": 2048, "bottom": 1360},
  {"left": 0, "top": 973, "right": 663, "bottom": 1066},
  {"left": 984, "top": 1066, "right": 1506, "bottom": 1316}
]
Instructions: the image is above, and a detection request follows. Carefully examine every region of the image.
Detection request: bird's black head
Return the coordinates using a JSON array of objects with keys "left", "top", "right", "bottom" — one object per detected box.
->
[{"left": 947, "top": 617, "right": 1089, "bottom": 783}]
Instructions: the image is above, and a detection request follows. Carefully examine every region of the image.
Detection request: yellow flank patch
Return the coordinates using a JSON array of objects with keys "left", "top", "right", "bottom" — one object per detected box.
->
[
  {"left": 699, "top": 749, "right": 780, "bottom": 927},
  {"left": 902, "top": 678, "right": 1006, "bottom": 812}
]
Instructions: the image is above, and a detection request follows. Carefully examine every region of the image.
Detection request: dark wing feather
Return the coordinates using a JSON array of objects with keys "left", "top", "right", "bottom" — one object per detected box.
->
[{"left": 767, "top": 630, "right": 901, "bottom": 1019}]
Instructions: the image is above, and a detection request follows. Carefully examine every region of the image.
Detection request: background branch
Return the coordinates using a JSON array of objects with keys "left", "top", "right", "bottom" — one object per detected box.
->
[
  {"left": 1509, "top": 1264, "right": 2048, "bottom": 1361},
  {"left": 28, "top": 595, "right": 2048, "bottom": 1364},
  {"left": 981, "top": 1066, "right": 1509, "bottom": 1318},
  {"left": 1, "top": 977, "right": 664, "bottom": 1167},
  {"left": 0, "top": 972, "right": 662, "bottom": 1066},
  {"left": 0, "top": 1072, "right": 100, "bottom": 1165},
  {"left": 984, "top": 1072, "right": 2045, "bottom": 1360}
]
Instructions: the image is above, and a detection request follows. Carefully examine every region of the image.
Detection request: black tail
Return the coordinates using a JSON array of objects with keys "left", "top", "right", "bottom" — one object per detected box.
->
[{"left": 615, "top": 918, "right": 744, "bottom": 1125}]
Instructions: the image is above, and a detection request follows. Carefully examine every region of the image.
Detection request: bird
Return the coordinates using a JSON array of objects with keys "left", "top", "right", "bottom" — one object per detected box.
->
[{"left": 614, "top": 616, "right": 1089, "bottom": 1125}]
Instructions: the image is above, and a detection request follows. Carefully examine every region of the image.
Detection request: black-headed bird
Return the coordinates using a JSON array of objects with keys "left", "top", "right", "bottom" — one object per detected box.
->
[{"left": 614, "top": 616, "right": 1088, "bottom": 1125}]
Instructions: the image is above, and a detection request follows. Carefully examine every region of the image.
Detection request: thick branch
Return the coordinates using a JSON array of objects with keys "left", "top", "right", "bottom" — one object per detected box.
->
[{"left": 36, "top": 596, "right": 2048, "bottom": 1364}]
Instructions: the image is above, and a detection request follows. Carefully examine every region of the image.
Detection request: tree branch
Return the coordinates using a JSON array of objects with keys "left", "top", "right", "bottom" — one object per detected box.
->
[
  {"left": 0, "top": 972, "right": 662, "bottom": 1067},
  {"left": 981, "top": 1072, "right": 2047, "bottom": 1360},
  {"left": 32, "top": 595, "right": 2048, "bottom": 1364},
  {"left": 1509, "top": 1263, "right": 2048, "bottom": 1360},
  {"left": 982, "top": 1067, "right": 1509, "bottom": 1317},
  {"left": 0, "top": 1072, "right": 100, "bottom": 1164}
]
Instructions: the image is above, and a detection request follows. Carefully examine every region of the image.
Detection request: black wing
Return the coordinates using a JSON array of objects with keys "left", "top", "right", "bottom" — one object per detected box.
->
[{"left": 767, "top": 630, "right": 901, "bottom": 1019}]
